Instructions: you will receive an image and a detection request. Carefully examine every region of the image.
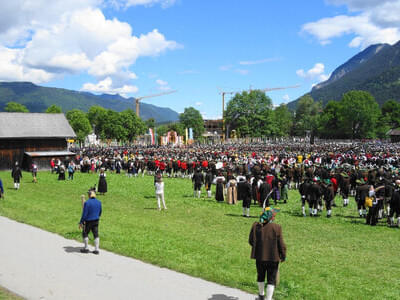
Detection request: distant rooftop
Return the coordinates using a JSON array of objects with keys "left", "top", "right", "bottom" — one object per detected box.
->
[{"left": 0, "top": 113, "right": 76, "bottom": 139}]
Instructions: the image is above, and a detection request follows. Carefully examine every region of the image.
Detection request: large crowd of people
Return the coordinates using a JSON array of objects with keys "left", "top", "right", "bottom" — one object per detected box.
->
[
  {"left": 3, "top": 141, "right": 400, "bottom": 227},
  {"left": 2, "top": 140, "right": 399, "bottom": 299},
  {"left": 51, "top": 141, "right": 398, "bottom": 227}
]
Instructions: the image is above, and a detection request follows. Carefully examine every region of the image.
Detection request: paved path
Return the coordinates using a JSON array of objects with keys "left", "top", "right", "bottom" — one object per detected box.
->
[{"left": 0, "top": 216, "right": 255, "bottom": 300}]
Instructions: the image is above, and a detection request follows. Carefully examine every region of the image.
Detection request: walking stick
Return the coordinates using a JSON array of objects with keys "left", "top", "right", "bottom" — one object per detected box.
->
[{"left": 262, "top": 190, "right": 274, "bottom": 209}]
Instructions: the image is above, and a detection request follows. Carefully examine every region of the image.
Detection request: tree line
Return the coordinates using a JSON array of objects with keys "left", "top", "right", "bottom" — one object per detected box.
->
[
  {"left": 224, "top": 89, "right": 400, "bottom": 140},
  {"left": 3, "top": 102, "right": 205, "bottom": 143},
  {"left": 6, "top": 88, "right": 396, "bottom": 142}
]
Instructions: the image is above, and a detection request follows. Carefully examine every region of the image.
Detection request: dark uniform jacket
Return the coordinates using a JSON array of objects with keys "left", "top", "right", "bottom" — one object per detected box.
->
[{"left": 249, "top": 222, "right": 286, "bottom": 262}]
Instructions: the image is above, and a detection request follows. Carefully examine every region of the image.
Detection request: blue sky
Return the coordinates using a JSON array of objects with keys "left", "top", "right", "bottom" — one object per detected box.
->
[{"left": 0, "top": 0, "right": 400, "bottom": 119}]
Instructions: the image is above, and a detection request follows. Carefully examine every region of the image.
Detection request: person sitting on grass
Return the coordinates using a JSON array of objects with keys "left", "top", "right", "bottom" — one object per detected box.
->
[
  {"left": 79, "top": 190, "right": 102, "bottom": 255},
  {"left": 249, "top": 206, "right": 286, "bottom": 300}
]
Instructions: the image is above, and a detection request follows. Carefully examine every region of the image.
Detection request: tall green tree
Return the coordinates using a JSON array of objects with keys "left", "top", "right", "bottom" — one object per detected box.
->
[
  {"left": 87, "top": 105, "right": 107, "bottom": 136},
  {"left": 271, "top": 104, "right": 293, "bottom": 137},
  {"left": 45, "top": 104, "right": 62, "bottom": 113},
  {"left": 293, "top": 95, "right": 322, "bottom": 139},
  {"left": 145, "top": 118, "right": 156, "bottom": 129},
  {"left": 382, "top": 100, "right": 400, "bottom": 128},
  {"left": 339, "top": 91, "right": 381, "bottom": 139},
  {"left": 66, "top": 109, "right": 92, "bottom": 143},
  {"left": 225, "top": 90, "right": 273, "bottom": 138},
  {"left": 5, "top": 102, "right": 29, "bottom": 112},
  {"left": 100, "top": 110, "right": 126, "bottom": 141},
  {"left": 179, "top": 107, "right": 205, "bottom": 139},
  {"left": 119, "top": 109, "right": 146, "bottom": 142},
  {"left": 156, "top": 124, "right": 168, "bottom": 137},
  {"left": 319, "top": 100, "right": 343, "bottom": 138}
]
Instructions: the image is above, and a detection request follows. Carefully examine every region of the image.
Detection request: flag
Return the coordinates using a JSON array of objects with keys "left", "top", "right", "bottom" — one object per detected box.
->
[
  {"left": 189, "top": 128, "right": 193, "bottom": 140},
  {"left": 149, "top": 128, "right": 155, "bottom": 145}
]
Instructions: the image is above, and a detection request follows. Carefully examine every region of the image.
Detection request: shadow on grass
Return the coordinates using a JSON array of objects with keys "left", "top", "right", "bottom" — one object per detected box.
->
[
  {"left": 207, "top": 294, "right": 240, "bottom": 300},
  {"left": 144, "top": 207, "right": 158, "bottom": 210},
  {"left": 144, "top": 195, "right": 155, "bottom": 199},
  {"left": 225, "top": 213, "right": 258, "bottom": 219},
  {"left": 63, "top": 246, "right": 83, "bottom": 253}
]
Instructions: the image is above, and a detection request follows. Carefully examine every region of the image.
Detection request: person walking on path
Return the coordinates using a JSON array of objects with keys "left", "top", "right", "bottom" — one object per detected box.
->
[
  {"left": 0, "top": 177, "right": 4, "bottom": 199},
  {"left": 79, "top": 190, "right": 102, "bottom": 254},
  {"left": 155, "top": 174, "right": 167, "bottom": 210},
  {"left": 11, "top": 162, "right": 22, "bottom": 190},
  {"left": 249, "top": 206, "right": 286, "bottom": 300}
]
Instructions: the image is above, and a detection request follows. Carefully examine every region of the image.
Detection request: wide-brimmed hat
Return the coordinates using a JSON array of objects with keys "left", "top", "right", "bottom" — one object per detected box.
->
[{"left": 259, "top": 206, "right": 280, "bottom": 223}]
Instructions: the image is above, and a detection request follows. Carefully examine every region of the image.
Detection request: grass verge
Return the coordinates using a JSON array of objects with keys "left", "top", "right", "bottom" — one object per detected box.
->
[{"left": 0, "top": 171, "right": 399, "bottom": 299}]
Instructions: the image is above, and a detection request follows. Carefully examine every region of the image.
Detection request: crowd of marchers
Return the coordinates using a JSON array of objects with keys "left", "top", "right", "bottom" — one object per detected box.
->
[{"left": 35, "top": 141, "right": 398, "bottom": 227}]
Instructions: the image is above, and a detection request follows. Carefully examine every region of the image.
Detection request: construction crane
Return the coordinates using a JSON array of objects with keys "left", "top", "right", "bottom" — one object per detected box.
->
[
  {"left": 219, "top": 85, "right": 300, "bottom": 140},
  {"left": 134, "top": 90, "right": 177, "bottom": 117}
]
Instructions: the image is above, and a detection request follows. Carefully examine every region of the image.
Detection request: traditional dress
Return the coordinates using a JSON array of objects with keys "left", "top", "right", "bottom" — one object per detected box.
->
[
  {"left": 98, "top": 172, "right": 107, "bottom": 194},
  {"left": 215, "top": 176, "right": 225, "bottom": 202},
  {"left": 227, "top": 179, "right": 238, "bottom": 204}
]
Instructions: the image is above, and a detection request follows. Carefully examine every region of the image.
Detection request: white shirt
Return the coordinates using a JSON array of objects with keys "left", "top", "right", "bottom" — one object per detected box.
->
[{"left": 155, "top": 182, "right": 164, "bottom": 194}]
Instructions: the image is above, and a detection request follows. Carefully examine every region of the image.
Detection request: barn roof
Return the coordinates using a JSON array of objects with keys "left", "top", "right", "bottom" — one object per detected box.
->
[
  {"left": 387, "top": 129, "right": 400, "bottom": 136},
  {"left": 0, "top": 113, "right": 76, "bottom": 139}
]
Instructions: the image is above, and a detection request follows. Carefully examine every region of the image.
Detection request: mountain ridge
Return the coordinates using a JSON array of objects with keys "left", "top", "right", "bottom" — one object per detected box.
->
[
  {"left": 0, "top": 82, "right": 179, "bottom": 123},
  {"left": 288, "top": 41, "right": 400, "bottom": 109}
]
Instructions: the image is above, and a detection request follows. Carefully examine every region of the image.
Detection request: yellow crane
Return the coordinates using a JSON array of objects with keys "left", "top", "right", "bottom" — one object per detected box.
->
[
  {"left": 135, "top": 90, "right": 177, "bottom": 117},
  {"left": 219, "top": 85, "right": 300, "bottom": 139}
]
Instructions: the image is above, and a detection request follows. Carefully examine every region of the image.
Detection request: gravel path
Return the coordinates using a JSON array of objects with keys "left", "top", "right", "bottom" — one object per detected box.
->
[{"left": 0, "top": 216, "right": 255, "bottom": 300}]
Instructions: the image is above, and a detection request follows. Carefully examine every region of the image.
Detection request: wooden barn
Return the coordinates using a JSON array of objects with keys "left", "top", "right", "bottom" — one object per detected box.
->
[
  {"left": 0, "top": 113, "right": 76, "bottom": 170},
  {"left": 387, "top": 129, "right": 400, "bottom": 143}
]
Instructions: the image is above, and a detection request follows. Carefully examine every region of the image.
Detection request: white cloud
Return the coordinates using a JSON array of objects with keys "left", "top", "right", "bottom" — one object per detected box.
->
[
  {"left": 0, "top": 1, "right": 180, "bottom": 95},
  {"left": 0, "top": 46, "right": 55, "bottom": 83},
  {"left": 319, "top": 74, "right": 330, "bottom": 82},
  {"left": 302, "top": 0, "right": 400, "bottom": 49},
  {"left": 219, "top": 65, "right": 232, "bottom": 71},
  {"left": 239, "top": 57, "right": 280, "bottom": 65},
  {"left": 156, "top": 79, "right": 168, "bottom": 86},
  {"left": 156, "top": 78, "right": 171, "bottom": 91},
  {"left": 195, "top": 101, "right": 203, "bottom": 106},
  {"left": 110, "top": 0, "right": 177, "bottom": 9},
  {"left": 81, "top": 77, "right": 138, "bottom": 96},
  {"left": 235, "top": 69, "right": 249, "bottom": 75},
  {"left": 296, "top": 63, "right": 328, "bottom": 81},
  {"left": 178, "top": 69, "right": 199, "bottom": 75},
  {"left": 282, "top": 94, "right": 290, "bottom": 101}
]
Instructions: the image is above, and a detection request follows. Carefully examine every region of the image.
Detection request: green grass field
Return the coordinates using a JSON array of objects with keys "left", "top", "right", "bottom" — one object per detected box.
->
[
  {"left": 0, "top": 171, "right": 399, "bottom": 299},
  {"left": 0, "top": 286, "right": 22, "bottom": 300}
]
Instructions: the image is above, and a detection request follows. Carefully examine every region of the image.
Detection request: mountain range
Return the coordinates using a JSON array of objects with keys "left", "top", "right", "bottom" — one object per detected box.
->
[
  {"left": 288, "top": 40, "right": 400, "bottom": 109},
  {"left": 0, "top": 82, "right": 179, "bottom": 123}
]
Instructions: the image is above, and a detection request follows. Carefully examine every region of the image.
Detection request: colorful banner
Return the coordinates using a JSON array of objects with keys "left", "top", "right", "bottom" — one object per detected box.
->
[
  {"left": 189, "top": 128, "right": 193, "bottom": 140},
  {"left": 149, "top": 128, "right": 155, "bottom": 145}
]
